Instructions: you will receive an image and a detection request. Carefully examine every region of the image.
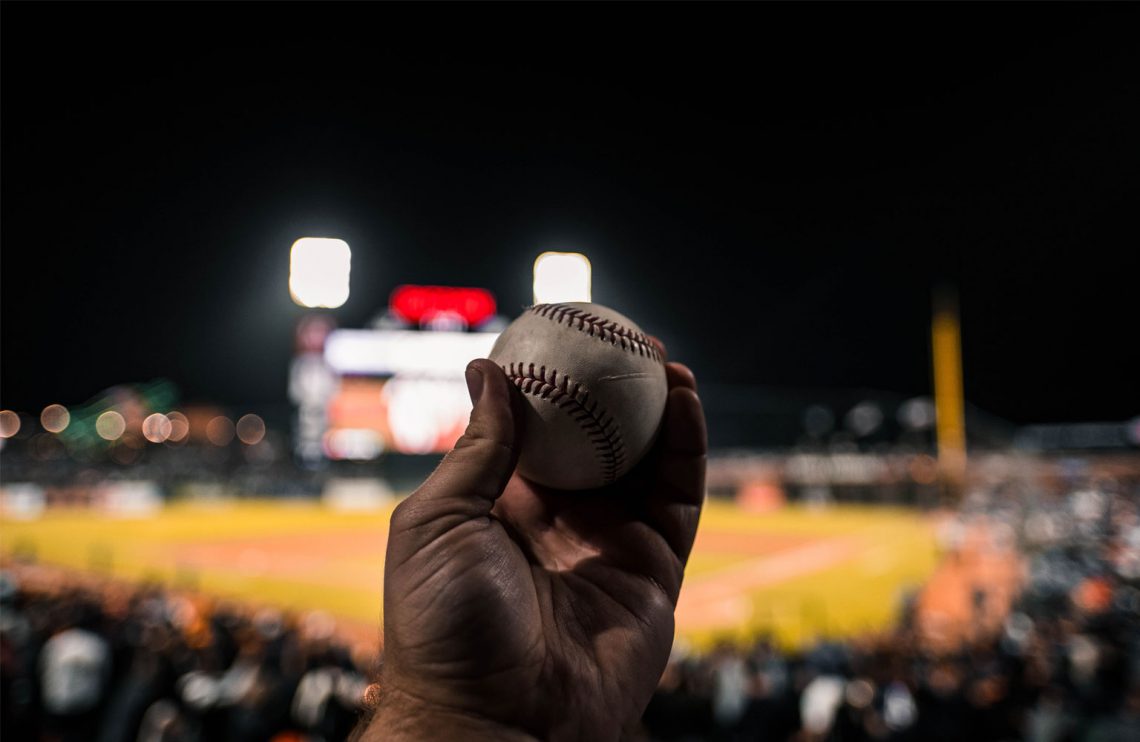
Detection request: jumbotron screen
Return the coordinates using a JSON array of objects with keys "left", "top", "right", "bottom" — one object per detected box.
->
[{"left": 320, "top": 328, "right": 499, "bottom": 457}]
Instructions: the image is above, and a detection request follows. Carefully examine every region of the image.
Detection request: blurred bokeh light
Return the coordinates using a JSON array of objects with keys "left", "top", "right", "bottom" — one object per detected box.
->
[
  {"left": 803, "top": 405, "right": 835, "bottom": 437},
  {"left": 40, "top": 404, "right": 70, "bottom": 433},
  {"left": 846, "top": 401, "right": 884, "bottom": 437},
  {"left": 898, "top": 397, "right": 936, "bottom": 431},
  {"left": 236, "top": 414, "right": 266, "bottom": 445},
  {"left": 95, "top": 410, "right": 126, "bottom": 441},
  {"left": 206, "top": 415, "right": 235, "bottom": 446},
  {"left": 167, "top": 411, "right": 190, "bottom": 443},
  {"left": 142, "top": 413, "right": 173, "bottom": 443},
  {"left": 0, "top": 409, "right": 22, "bottom": 438}
]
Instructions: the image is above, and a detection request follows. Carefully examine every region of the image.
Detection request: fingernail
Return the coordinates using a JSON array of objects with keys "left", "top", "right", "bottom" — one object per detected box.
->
[{"left": 465, "top": 365, "right": 484, "bottom": 406}]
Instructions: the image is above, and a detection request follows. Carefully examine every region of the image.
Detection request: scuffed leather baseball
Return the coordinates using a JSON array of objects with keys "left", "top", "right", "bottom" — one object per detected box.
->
[{"left": 488, "top": 302, "right": 668, "bottom": 490}]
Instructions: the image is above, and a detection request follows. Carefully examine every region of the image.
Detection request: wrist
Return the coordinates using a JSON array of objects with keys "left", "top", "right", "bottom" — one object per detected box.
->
[{"left": 357, "top": 684, "right": 538, "bottom": 742}]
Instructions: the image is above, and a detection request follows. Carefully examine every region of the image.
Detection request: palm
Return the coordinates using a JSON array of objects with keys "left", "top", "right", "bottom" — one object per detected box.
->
[{"left": 379, "top": 361, "right": 705, "bottom": 741}]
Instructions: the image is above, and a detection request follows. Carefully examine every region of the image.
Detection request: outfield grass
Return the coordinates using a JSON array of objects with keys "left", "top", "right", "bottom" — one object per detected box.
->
[
  {"left": 1, "top": 499, "right": 939, "bottom": 650},
  {"left": 1, "top": 501, "right": 393, "bottom": 628},
  {"left": 679, "top": 502, "right": 941, "bottom": 649}
]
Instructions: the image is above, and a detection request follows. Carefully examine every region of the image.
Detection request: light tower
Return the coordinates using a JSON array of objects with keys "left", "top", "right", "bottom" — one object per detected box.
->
[{"left": 288, "top": 237, "right": 350, "bottom": 467}]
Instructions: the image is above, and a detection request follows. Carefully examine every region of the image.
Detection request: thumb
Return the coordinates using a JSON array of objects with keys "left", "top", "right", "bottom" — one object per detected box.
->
[{"left": 389, "top": 359, "right": 521, "bottom": 536}]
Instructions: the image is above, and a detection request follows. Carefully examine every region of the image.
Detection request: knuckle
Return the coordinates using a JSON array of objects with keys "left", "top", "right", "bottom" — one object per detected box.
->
[
  {"left": 646, "top": 581, "right": 676, "bottom": 613},
  {"left": 389, "top": 496, "right": 425, "bottom": 531},
  {"left": 450, "top": 425, "right": 515, "bottom": 466}
]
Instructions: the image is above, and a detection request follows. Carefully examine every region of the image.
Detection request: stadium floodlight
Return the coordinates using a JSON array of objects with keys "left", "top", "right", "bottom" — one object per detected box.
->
[
  {"left": 533, "top": 252, "right": 591, "bottom": 305},
  {"left": 290, "top": 238, "right": 351, "bottom": 309}
]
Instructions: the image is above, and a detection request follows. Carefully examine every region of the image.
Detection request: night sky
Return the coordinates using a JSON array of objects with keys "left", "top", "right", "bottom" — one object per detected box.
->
[{"left": 3, "top": 4, "right": 1138, "bottom": 426}]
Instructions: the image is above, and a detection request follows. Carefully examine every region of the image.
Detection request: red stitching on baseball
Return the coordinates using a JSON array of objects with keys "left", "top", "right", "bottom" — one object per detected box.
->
[
  {"left": 504, "top": 362, "right": 626, "bottom": 484},
  {"left": 529, "top": 304, "right": 663, "bottom": 363}
]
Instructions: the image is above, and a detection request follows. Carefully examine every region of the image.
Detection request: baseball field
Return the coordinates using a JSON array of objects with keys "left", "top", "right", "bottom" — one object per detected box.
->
[{"left": 1, "top": 498, "right": 943, "bottom": 651}]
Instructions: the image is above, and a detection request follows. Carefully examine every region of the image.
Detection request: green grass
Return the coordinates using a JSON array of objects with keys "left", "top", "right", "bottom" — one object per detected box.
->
[{"left": 1, "top": 499, "right": 939, "bottom": 649}]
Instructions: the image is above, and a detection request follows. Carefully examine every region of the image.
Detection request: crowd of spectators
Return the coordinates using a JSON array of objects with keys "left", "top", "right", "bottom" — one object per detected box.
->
[
  {"left": 0, "top": 431, "right": 325, "bottom": 503},
  {"left": 2, "top": 474, "right": 1138, "bottom": 741},
  {"left": 0, "top": 569, "right": 371, "bottom": 742},
  {"left": 641, "top": 476, "right": 1140, "bottom": 741}
]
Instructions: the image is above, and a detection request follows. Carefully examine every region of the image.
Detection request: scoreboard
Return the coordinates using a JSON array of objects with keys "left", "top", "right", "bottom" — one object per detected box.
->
[{"left": 290, "top": 286, "right": 502, "bottom": 462}]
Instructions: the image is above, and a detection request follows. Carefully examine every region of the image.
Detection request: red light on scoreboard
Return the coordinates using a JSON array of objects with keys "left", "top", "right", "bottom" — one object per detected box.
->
[{"left": 389, "top": 285, "right": 497, "bottom": 327}]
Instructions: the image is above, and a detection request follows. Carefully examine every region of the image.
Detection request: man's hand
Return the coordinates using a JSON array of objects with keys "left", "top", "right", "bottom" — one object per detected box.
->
[{"left": 361, "top": 356, "right": 706, "bottom": 741}]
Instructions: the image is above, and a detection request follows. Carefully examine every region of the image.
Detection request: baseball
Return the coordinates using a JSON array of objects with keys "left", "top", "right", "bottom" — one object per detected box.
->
[{"left": 488, "top": 302, "right": 668, "bottom": 490}]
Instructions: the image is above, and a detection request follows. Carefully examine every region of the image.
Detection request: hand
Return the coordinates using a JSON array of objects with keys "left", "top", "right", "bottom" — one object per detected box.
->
[{"left": 360, "top": 356, "right": 706, "bottom": 741}]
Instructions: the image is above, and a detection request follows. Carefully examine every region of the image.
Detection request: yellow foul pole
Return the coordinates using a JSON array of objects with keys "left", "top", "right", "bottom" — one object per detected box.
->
[{"left": 932, "top": 288, "right": 967, "bottom": 492}]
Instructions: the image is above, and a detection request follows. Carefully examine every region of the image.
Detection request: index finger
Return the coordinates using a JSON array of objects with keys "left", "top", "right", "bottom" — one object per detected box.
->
[
  {"left": 645, "top": 370, "right": 707, "bottom": 564},
  {"left": 666, "top": 362, "right": 697, "bottom": 393}
]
